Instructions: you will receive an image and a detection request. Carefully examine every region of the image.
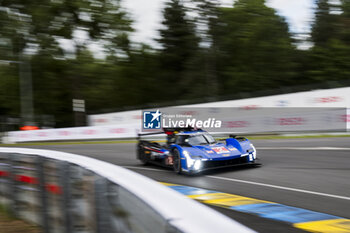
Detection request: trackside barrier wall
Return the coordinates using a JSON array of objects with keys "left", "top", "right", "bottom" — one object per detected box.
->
[
  {"left": 89, "top": 87, "right": 350, "bottom": 127},
  {"left": 0, "top": 147, "right": 254, "bottom": 233},
  {"left": 5, "top": 123, "right": 140, "bottom": 143},
  {"left": 5, "top": 108, "right": 349, "bottom": 143},
  {"left": 4, "top": 87, "right": 350, "bottom": 143}
]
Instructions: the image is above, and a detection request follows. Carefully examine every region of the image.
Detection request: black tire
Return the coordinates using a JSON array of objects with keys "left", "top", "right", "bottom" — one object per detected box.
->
[
  {"left": 251, "top": 158, "right": 262, "bottom": 167},
  {"left": 137, "top": 143, "right": 149, "bottom": 165},
  {"left": 173, "top": 149, "right": 182, "bottom": 174},
  {"left": 248, "top": 159, "right": 261, "bottom": 168}
]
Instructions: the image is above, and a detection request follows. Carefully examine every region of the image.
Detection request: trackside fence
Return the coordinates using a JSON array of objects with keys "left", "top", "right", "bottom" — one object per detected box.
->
[{"left": 0, "top": 147, "right": 254, "bottom": 233}]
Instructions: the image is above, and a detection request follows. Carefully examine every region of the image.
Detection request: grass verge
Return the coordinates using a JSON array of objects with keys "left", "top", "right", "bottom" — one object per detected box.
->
[{"left": 0, "top": 205, "right": 41, "bottom": 233}]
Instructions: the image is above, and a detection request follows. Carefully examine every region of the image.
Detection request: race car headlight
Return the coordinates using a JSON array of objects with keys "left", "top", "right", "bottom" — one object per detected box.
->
[
  {"left": 193, "top": 160, "right": 202, "bottom": 170},
  {"left": 250, "top": 144, "right": 257, "bottom": 159},
  {"left": 183, "top": 151, "right": 195, "bottom": 167}
]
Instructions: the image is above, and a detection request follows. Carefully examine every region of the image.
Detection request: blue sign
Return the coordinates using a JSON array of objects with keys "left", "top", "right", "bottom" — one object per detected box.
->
[{"left": 143, "top": 110, "right": 162, "bottom": 129}]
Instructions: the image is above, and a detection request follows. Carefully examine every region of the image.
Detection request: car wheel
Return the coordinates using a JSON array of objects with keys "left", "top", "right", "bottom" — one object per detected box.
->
[
  {"left": 251, "top": 158, "right": 261, "bottom": 167},
  {"left": 173, "top": 149, "right": 182, "bottom": 174},
  {"left": 138, "top": 143, "right": 149, "bottom": 165}
]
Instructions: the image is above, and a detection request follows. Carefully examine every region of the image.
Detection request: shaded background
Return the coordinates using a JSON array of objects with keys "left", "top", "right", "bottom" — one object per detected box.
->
[{"left": 0, "top": 0, "right": 349, "bottom": 130}]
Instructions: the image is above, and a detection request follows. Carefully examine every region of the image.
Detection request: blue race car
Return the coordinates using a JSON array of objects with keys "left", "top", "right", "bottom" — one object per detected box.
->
[{"left": 137, "top": 127, "right": 260, "bottom": 174}]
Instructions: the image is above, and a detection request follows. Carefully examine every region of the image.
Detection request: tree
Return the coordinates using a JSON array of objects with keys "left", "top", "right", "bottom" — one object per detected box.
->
[
  {"left": 308, "top": 0, "right": 350, "bottom": 83},
  {"left": 211, "top": 0, "right": 297, "bottom": 93},
  {"left": 191, "top": 0, "right": 221, "bottom": 97},
  {"left": 311, "top": 0, "right": 341, "bottom": 47},
  {"left": 0, "top": 0, "right": 133, "bottom": 57},
  {"left": 0, "top": 0, "right": 133, "bottom": 127},
  {"left": 0, "top": 64, "right": 19, "bottom": 116},
  {"left": 340, "top": 0, "right": 350, "bottom": 48},
  {"left": 157, "top": 0, "right": 200, "bottom": 100}
]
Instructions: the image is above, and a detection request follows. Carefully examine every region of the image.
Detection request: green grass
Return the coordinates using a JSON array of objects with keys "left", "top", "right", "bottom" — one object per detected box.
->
[
  {"left": 0, "top": 204, "right": 15, "bottom": 219},
  {"left": 0, "top": 204, "right": 41, "bottom": 233}
]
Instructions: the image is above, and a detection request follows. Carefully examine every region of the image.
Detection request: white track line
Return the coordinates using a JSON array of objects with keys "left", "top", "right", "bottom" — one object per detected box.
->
[
  {"left": 123, "top": 166, "right": 350, "bottom": 201},
  {"left": 123, "top": 165, "right": 172, "bottom": 172},
  {"left": 258, "top": 147, "right": 350, "bottom": 150},
  {"left": 205, "top": 175, "right": 350, "bottom": 201}
]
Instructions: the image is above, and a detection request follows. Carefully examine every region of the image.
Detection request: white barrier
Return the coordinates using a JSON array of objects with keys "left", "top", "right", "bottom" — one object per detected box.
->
[
  {"left": 6, "top": 123, "right": 140, "bottom": 143},
  {"left": 4, "top": 87, "right": 350, "bottom": 143},
  {"left": 348, "top": 108, "right": 350, "bottom": 130},
  {"left": 89, "top": 87, "right": 350, "bottom": 126},
  {"left": 88, "top": 109, "right": 142, "bottom": 127},
  {"left": 5, "top": 108, "right": 349, "bottom": 143},
  {"left": 0, "top": 147, "right": 254, "bottom": 233}
]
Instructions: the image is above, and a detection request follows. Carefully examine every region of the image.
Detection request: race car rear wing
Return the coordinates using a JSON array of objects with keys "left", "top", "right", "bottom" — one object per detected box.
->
[
  {"left": 137, "top": 127, "right": 202, "bottom": 141},
  {"left": 137, "top": 131, "right": 164, "bottom": 140},
  {"left": 138, "top": 127, "right": 200, "bottom": 137},
  {"left": 163, "top": 127, "right": 200, "bottom": 134}
]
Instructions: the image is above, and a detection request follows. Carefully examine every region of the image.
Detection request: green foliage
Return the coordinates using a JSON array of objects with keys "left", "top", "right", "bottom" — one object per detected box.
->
[
  {"left": 308, "top": 0, "right": 350, "bottom": 83},
  {"left": 0, "top": 65, "right": 19, "bottom": 116},
  {"left": 0, "top": 0, "right": 349, "bottom": 128},
  {"left": 312, "top": 0, "right": 340, "bottom": 46},
  {"left": 212, "top": 0, "right": 298, "bottom": 93},
  {"left": 0, "top": 0, "right": 132, "bottom": 127},
  {"left": 157, "top": 0, "right": 200, "bottom": 100},
  {"left": 0, "top": 0, "right": 132, "bottom": 55}
]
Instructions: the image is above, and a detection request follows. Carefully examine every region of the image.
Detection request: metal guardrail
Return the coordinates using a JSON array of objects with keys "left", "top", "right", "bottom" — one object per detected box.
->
[{"left": 0, "top": 147, "right": 254, "bottom": 233}]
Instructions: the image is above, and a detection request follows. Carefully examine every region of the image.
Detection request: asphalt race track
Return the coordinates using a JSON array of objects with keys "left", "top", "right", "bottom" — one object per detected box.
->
[{"left": 11, "top": 137, "right": 350, "bottom": 233}]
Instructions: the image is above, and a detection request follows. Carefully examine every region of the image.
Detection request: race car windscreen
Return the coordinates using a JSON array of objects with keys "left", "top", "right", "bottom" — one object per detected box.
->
[{"left": 179, "top": 134, "right": 216, "bottom": 146}]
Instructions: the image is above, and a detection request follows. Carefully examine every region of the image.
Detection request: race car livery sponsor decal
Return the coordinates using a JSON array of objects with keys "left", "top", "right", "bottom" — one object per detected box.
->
[
  {"left": 212, "top": 146, "right": 229, "bottom": 154},
  {"left": 228, "top": 147, "right": 238, "bottom": 151}
]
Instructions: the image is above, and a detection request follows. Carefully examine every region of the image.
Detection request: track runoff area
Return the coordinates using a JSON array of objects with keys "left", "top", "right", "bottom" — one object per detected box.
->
[{"left": 12, "top": 137, "right": 350, "bottom": 233}]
